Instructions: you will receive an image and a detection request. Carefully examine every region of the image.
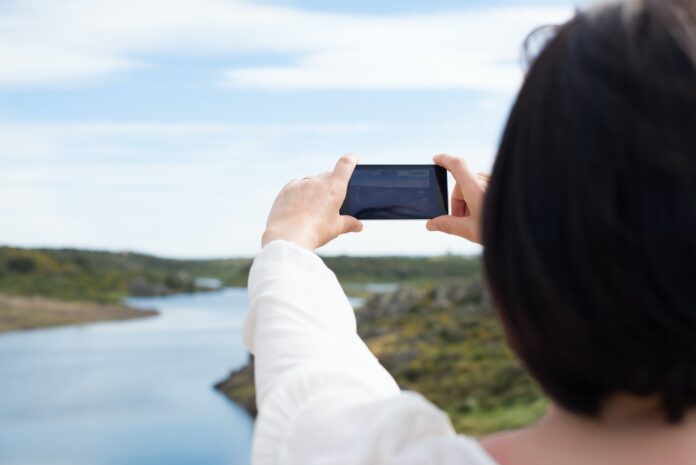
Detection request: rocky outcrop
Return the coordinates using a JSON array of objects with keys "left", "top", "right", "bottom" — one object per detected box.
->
[
  {"left": 215, "top": 276, "right": 543, "bottom": 435},
  {"left": 214, "top": 355, "right": 256, "bottom": 416}
]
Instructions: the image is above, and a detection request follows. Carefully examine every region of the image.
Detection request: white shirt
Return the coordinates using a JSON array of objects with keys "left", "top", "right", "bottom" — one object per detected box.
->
[{"left": 244, "top": 240, "right": 501, "bottom": 465}]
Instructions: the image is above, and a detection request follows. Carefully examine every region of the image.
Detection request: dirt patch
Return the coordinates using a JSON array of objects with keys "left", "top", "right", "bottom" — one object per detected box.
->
[{"left": 0, "top": 293, "right": 158, "bottom": 333}]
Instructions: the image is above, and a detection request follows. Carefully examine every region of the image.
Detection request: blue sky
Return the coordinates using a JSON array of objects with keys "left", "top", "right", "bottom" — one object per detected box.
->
[{"left": 0, "top": 0, "right": 578, "bottom": 258}]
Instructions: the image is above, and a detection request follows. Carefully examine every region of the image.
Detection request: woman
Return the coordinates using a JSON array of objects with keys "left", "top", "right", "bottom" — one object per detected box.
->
[{"left": 244, "top": 0, "right": 696, "bottom": 464}]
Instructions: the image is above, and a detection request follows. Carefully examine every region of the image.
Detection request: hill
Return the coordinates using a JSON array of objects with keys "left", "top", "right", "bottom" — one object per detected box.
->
[
  {"left": 0, "top": 246, "right": 480, "bottom": 303},
  {"left": 0, "top": 246, "right": 251, "bottom": 302}
]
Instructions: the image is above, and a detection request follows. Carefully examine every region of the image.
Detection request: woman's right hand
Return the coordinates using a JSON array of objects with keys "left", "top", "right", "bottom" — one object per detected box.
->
[{"left": 426, "top": 154, "right": 489, "bottom": 245}]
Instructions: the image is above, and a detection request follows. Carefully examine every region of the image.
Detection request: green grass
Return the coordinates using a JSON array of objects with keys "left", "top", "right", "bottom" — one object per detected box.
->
[{"left": 448, "top": 398, "right": 547, "bottom": 436}]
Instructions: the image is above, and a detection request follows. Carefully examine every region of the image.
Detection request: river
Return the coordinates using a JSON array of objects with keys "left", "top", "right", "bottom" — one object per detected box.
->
[
  {"left": 0, "top": 287, "right": 368, "bottom": 465},
  {"left": 0, "top": 288, "right": 256, "bottom": 465}
]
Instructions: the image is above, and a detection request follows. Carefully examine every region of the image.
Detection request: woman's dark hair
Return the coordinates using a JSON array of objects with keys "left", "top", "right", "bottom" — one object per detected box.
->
[{"left": 483, "top": 0, "right": 696, "bottom": 422}]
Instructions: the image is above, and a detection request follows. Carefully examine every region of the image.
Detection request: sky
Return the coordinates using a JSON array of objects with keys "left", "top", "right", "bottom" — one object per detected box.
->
[{"left": 0, "top": 0, "right": 580, "bottom": 258}]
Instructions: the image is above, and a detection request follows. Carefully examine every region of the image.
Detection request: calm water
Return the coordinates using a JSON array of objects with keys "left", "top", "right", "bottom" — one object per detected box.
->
[{"left": 0, "top": 288, "right": 255, "bottom": 465}]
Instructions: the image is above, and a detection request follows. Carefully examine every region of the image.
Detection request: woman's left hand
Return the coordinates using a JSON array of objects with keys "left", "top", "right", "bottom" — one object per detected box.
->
[{"left": 261, "top": 155, "right": 364, "bottom": 251}]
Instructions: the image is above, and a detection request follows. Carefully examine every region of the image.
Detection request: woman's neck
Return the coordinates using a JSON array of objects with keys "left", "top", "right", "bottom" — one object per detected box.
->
[
  {"left": 545, "top": 394, "right": 669, "bottom": 431},
  {"left": 482, "top": 395, "right": 696, "bottom": 465}
]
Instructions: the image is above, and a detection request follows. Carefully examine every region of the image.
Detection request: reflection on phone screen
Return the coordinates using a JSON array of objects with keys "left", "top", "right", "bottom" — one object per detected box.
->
[{"left": 340, "top": 166, "right": 448, "bottom": 220}]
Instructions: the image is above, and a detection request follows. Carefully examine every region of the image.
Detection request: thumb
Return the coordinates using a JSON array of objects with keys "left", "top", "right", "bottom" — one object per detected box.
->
[
  {"left": 426, "top": 215, "right": 475, "bottom": 237},
  {"left": 341, "top": 216, "right": 364, "bottom": 234}
]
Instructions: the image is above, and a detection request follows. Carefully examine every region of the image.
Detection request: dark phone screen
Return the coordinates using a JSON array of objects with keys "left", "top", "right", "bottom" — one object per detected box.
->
[{"left": 340, "top": 165, "right": 448, "bottom": 220}]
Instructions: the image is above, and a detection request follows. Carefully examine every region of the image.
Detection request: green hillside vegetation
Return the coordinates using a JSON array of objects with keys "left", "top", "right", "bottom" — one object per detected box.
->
[
  {"left": 0, "top": 246, "right": 480, "bottom": 303},
  {"left": 0, "top": 247, "right": 251, "bottom": 302},
  {"left": 216, "top": 275, "right": 547, "bottom": 436}
]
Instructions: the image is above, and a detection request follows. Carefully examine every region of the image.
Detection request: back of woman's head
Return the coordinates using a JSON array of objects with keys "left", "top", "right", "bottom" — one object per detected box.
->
[{"left": 483, "top": 0, "right": 696, "bottom": 422}]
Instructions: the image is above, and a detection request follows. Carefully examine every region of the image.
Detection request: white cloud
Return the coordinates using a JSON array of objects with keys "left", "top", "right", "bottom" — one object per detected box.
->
[
  {"left": 223, "top": 8, "right": 572, "bottom": 91},
  {"left": 0, "top": 121, "right": 384, "bottom": 165},
  {"left": 0, "top": 0, "right": 572, "bottom": 91},
  {"left": 0, "top": 120, "right": 493, "bottom": 257},
  {"left": 0, "top": 121, "right": 383, "bottom": 137}
]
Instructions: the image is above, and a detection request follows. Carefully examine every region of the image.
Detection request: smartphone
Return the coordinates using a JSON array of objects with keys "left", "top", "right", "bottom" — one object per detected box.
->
[{"left": 340, "top": 165, "right": 448, "bottom": 220}]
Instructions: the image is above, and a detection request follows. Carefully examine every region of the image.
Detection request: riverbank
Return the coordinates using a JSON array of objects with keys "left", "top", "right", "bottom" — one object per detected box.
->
[
  {"left": 216, "top": 278, "right": 547, "bottom": 436},
  {"left": 0, "top": 293, "right": 157, "bottom": 333}
]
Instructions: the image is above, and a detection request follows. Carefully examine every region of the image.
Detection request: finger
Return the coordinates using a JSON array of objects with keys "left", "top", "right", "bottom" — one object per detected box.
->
[
  {"left": 426, "top": 215, "right": 476, "bottom": 239},
  {"left": 450, "top": 182, "right": 467, "bottom": 217},
  {"left": 451, "top": 181, "right": 464, "bottom": 200},
  {"left": 318, "top": 171, "right": 332, "bottom": 180},
  {"left": 452, "top": 197, "right": 468, "bottom": 217},
  {"left": 331, "top": 154, "right": 358, "bottom": 185},
  {"left": 433, "top": 154, "right": 481, "bottom": 204},
  {"left": 433, "top": 154, "right": 476, "bottom": 180},
  {"left": 341, "top": 215, "right": 363, "bottom": 234}
]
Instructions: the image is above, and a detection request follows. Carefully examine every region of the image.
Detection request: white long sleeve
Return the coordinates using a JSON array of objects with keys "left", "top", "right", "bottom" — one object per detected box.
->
[{"left": 243, "top": 240, "right": 498, "bottom": 465}]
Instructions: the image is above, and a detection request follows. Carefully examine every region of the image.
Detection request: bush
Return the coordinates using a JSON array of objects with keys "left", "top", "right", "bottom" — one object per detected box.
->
[{"left": 7, "top": 257, "right": 36, "bottom": 274}]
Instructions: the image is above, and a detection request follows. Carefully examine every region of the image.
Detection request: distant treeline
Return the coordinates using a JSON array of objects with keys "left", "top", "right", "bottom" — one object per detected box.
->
[
  {"left": 0, "top": 247, "right": 251, "bottom": 302},
  {"left": 0, "top": 246, "right": 481, "bottom": 303}
]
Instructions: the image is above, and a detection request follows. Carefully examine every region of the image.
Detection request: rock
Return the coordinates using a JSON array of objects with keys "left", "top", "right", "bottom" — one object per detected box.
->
[
  {"left": 127, "top": 277, "right": 171, "bottom": 296},
  {"left": 357, "top": 286, "right": 425, "bottom": 324},
  {"left": 215, "top": 354, "right": 257, "bottom": 416}
]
